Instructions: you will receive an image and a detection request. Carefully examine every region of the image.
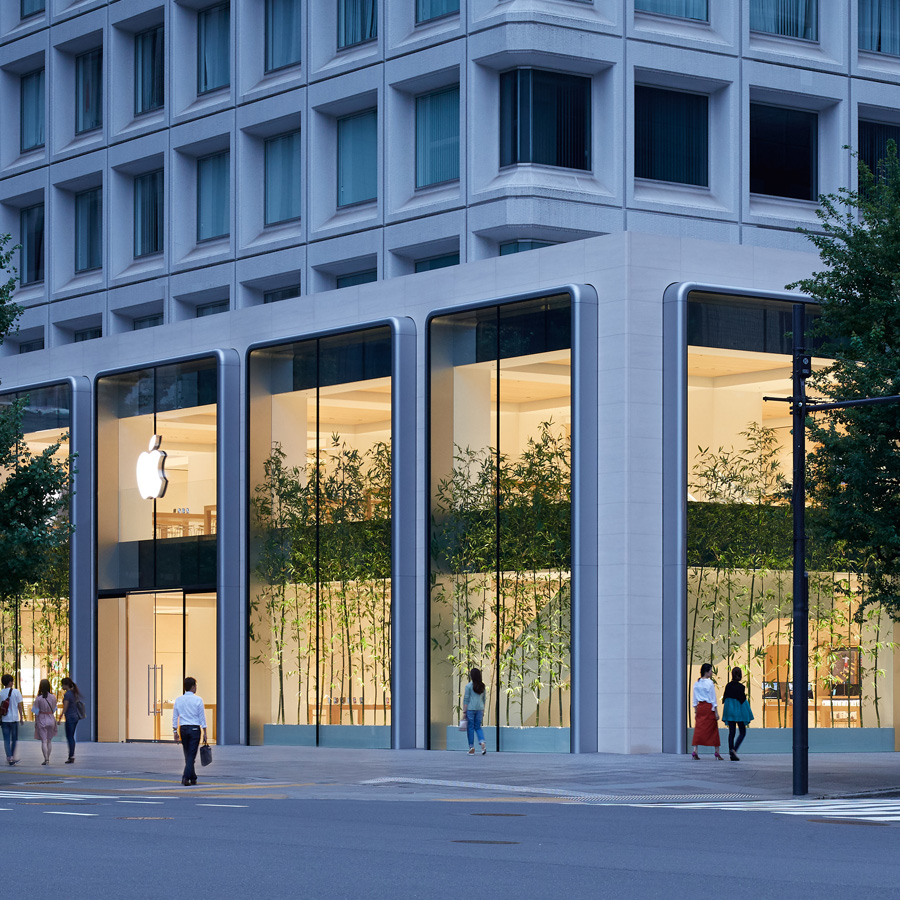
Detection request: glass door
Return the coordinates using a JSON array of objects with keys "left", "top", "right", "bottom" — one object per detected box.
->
[{"left": 126, "top": 591, "right": 183, "bottom": 741}]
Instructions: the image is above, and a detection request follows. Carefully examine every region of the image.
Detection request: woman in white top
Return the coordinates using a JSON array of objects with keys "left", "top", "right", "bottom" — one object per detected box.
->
[{"left": 691, "top": 663, "right": 723, "bottom": 760}]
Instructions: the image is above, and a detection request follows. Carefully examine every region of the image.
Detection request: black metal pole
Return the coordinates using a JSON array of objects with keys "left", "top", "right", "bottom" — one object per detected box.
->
[{"left": 792, "top": 303, "right": 809, "bottom": 797}]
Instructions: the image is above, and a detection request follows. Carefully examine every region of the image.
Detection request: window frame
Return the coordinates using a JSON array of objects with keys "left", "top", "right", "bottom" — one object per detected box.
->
[
  {"left": 264, "top": 130, "right": 303, "bottom": 227},
  {"left": 749, "top": 102, "right": 818, "bottom": 202},
  {"left": 19, "top": 202, "right": 45, "bottom": 286},
  {"left": 134, "top": 24, "right": 165, "bottom": 117},
  {"left": 197, "top": 1, "right": 231, "bottom": 96},
  {"left": 20, "top": 0, "right": 45, "bottom": 21},
  {"left": 196, "top": 150, "right": 231, "bottom": 243},
  {"left": 20, "top": 68, "right": 45, "bottom": 154},
  {"left": 75, "top": 48, "right": 103, "bottom": 136},
  {"left": 337, "top": 0, "right": 377, "bottom": 51},
  {"left": 74, "top": 187, "right": 103, "bottom": 275},
  {"left": 133, "top": 169, "right": 165, "bottom": 259},
  {"left": 337, "top": 108, "right": 378, "bottom": 208},
  {"left": 415, "top": 0, "right": 460, "bottom": 25},
  {"left": 749, "top": 0, "right": 818, "bottom": 43},
  {"left": 415, "top": 85, "right": 460, "bottom": 190},
  {"left": 265, "top": 0, "right": 302, "bottom": 74}
]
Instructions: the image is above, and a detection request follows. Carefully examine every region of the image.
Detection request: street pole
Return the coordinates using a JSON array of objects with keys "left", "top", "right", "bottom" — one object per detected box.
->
[{"left": 791, "top": 303, "right": 810, "bottom": 797}]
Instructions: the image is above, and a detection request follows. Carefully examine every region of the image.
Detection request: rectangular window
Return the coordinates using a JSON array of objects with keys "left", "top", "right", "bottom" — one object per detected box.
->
[
  {"left": 75, "top": 48, "right": 103, "bottom": 134},
  {"left": 264, "top": 285, "right": 301, "bottom": 303},
  {"left": 336, "top": 269, "right": 376, "bottom": 288},
  {"left": 198, "top": 3, "right": 230, "bottom": 94},
  {"left": 134, "top": 170, "right": 164, "bottom": 258},
  {"left": 750, "top": 0, "right": 817, "bottom": 41},
  {"left": 21, "top": 0, "right": 44, "bottom": 19},
  {"left": 196, "top": 300, "right": 229, "bottom": 317},
  {"left": 74, "top": 327, "right": 101, "bottom": 342},
  {"left": 860, "top": 0, "right": 900, "bottom": 56},
  {"left": 500, "top": 69, "right": 591, "bottom": 171},
  {"left": 135, "top": 26, "right": 165, "bottom": 115},
  {"left": 414, "top": 253, "right": 459, "bottom": 273},
  {"left": 266, "top": 0, "right": 302, "bottom": 72},
  {"left": 75, "top": 187, "right": 102, "bottom": 273},
  {"left": 635, "top": 0, "right": 707, "bottom": 19},
  {"left": 416, "top": 86, "right": 459, "bottom": 189},
  {"left": 338, "top": 0, "right": 376, "bottom": 49},
  {"left": 337, "top": 110, "right": 377, "bottom": 207},
  {"left": 133, "top": 313, "right": 163, "bottom": 330},
  {"left": 416, "top": 0, "right": 459, "bottom": 23},
  {"left": 635, "top": 86, "right": 708, "bottom": 187},
  {"left": 20, "top": 69, "right": 44, "bottom": 153},
  {"left": 197, "top": 151, "right": 230, "bottom": 241},
  {"left": 19, "top": 338, "right": 44, "bottom": 354},
  {"left": 265, "top": 131, "right": 302, "bottom": 225},
  {"left": 20, "top": 203, "right": 44, "bottom": 285},
  {"left": 499, "top": 240, "right": 555, "bottom": 255},
  {"left": 859, "top": 120, "right": 900, "bottom": 179},
  {"left": 750, "top": 103, "right": 817, "bottom": 201}
]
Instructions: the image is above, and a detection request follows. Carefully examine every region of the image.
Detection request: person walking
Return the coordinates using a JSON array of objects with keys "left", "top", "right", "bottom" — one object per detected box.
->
[
  {"left": 58, "top": 677, "right": 83, "bottom": 764},
  {"left": 721, "top": 666, "right": 754, "bottom": 761},
  {"left": 463, "top": 667, "right": 487, "bottom": 756},
  {"left": 691, "top": 663, "right": 723, "bottom": 760},
  {"left": 172, "top": 676, "right": 207, "bottom": 786},
  {"left": 32, "top": 679, "right": 58, "bottom": 765},
  {"left": 0, "top": 674, "right": 24, "bottom": 765}
]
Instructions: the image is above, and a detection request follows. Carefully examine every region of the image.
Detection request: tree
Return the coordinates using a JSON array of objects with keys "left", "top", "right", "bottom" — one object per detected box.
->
[
  {"left": 789, "top": 142, "right": 900, "bottom": 620},
  {"left": 0, "top": 233, "right": 74, "bottom": 670}
]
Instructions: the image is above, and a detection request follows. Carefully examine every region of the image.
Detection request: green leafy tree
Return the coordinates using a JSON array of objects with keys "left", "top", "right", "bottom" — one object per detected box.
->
[{"left": 789, "top": 142, "right": 900, "bottom": 620}]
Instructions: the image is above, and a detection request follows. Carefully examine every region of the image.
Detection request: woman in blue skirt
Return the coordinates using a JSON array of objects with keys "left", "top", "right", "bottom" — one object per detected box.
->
[{"left": 722, "top": 667, "right": 754, "bottom": 760}]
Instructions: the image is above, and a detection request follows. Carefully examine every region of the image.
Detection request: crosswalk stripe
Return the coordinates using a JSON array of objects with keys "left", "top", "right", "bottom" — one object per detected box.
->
[{"left": 631, "top": 798, "right": 900, "bottom": 823}]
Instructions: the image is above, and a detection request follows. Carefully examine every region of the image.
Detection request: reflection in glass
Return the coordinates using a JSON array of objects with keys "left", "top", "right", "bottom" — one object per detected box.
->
[
  {"left": 0, "top": 384, "right": 72, "bottom": 709},
  {"left": 685, "top": 292, "right": 894, "bottom": 743},
  {"left": 430, "top": 296, "right": 572, "bottom": 751},
  {"left": 249, "top": 328, "right": 392, "bottom": 747}
]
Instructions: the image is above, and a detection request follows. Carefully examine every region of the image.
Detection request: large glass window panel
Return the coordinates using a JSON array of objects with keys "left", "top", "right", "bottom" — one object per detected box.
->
[
  {"left": 336, "top": 269, "right": 376, "bottom": 288},
  {"left": 337, "top": 110, "right": 377, "bottom": 207},
  {"left": 21, "top": 69, "right": 44, "bottom": 153},
  {"left": 429, "top": 295, "right": 572, "bottom": 752},
  {"left": 500, "top": 69, "right": 591, "bottom": 171},
  {"left": 20, "top": 203, "right": 44, "bottom": 286},
  {"left": 265, "top": 131, "right": 302, "bottom": 226},
  {"left": 750, "top": 0, "right": 818, "bottom": 40},
  {"left": 635, "top": 0, "right": 707, "bottom": 19},
  {"left": 635, "top": 86, "right": 708, "bottom": 187},
  {"left": 248, "top": 328, "right": 392, "bottom": 747},
  {"left": 266, "top": 0, "right": 302, "bottom": 72},
  {"left": 135, "top": 25, "right": 165, "bottom": 115},
  {"left": 21, "top": 0, "right": 44, "bottom": 19},
  {"left": 198, "top": 3, "right": 230, "bottom": 94},
  {"left": 416, "top": 86, "right": 459, "bottom": 189},
  {"left": 0, "top": 384, "right": 71, "bottom": 707},
  {"left": 74, "top": 187, "right": 102, "bottom": 273},
  {"left": 860, "top": 0, "right": 900, "bottom": 55},
  {"left": 134, "top": 170, "right": 164, "bottom": 258},
  {"left": 415, "top": 253, "right": 458, "bottom": 272},
  {"left": 417, "top": 0, "right": 459, "bottom": 23},
  {"left": 338, "top": 0, "right": 377, "bottom": 49},
  {"left": 685, "top": 292, "right": 892, "bottom": 746},
  {"left": 97, "top": 359, "right": 218, "bottom": 593},
  {"left": 750, "top": 103, "right": 817, "bottom": 201},
  {"left": 197, "top": 151, "right": 230, "bottom": 241},
  {"left": 859, "top": 120, "right": 900, "bottom": 180},
  {"left": 500, "top": 240, "right": 554, "bottom": 255},
  {"left": 75, "top": 48, "right": 102, "bottom": 134}
]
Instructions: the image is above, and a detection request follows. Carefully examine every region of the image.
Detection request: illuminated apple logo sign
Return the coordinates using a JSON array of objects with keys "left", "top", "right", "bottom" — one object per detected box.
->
[{"left": 136, "top": 434, "right": 168, "bottom": 500}]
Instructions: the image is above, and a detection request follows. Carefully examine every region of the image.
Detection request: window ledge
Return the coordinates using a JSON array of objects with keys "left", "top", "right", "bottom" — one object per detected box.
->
[
  {"left": 58, "top": 130, "right": 104, "bottom": 157},
  {"left": 488, "top": 164, "right": 610, "bottom": 198},
  {"left": 857, "top": 48, "right": 900, "bottom": 78},
  {"left": 179, "top": 239, "right": 230, "bottom": 267},
  {"left": 245, "top": 220, "right": 303, "bottom": 250},
  {"left": 58, "top": 270, "right": 104, "bottom": 295},
  {"left": 118, "top": 109, "right": 166, "bottom": 140},
  {"left": 319, "top": 201, "right": 378, "bottom": 232},
  {"left": 748, "top": 193, "right": 821, "bottom": 224},
  {"left": 634, "top": 178, "right": 725, "bottom": 211},
  {"left": 115, "top": 255, "right": 165, "bottom": 283},
  {"left": 747, "top": 30, "right": 836, "bottom": 66}
]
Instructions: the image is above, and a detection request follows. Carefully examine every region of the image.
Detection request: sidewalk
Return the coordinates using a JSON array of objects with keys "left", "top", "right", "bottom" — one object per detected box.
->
[{"left": 2, "top": 741, "right": 898, "bottom": 802}]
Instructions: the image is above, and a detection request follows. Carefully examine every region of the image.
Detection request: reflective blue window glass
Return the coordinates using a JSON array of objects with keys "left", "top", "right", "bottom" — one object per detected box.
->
[
  {"left": 416, "top": 0, "right": 459, "bottom": 23},
  {"left": 75, "top": 48, "right": 103, "bottom": 134},
  {"left": 75, "top": 187, "right": 102, "bottom": 273},
  {"left": 21, "top": 0, "right": 44, "bottom": 19},
  {"left": 135, "top": 26, "right": 164, "bottom": 115},
  {"left": 338, "top": 0, "right": 376, "bottom": 49},
  {"left": 635, "top": 0, "right": 707, "bottom": 20},
  {"left": 414, "top": 253, "right": 459, "bottom": 273},
  {"left": 134, "top": 170, "right": 164, "bottom": 258},
  {"left": 198, "top": 3, "right": 230, "bottom": 94},
  {"left": 266, "top": 0, "right": 302, "bottom": 71},
  {"left": 860, "top": 0, "right": 900, "bottom": 55},
  {"left": 197, "top": 151, "right": 230, "bottom": 241},
  {"left": 416, "top": 86, "right": 459, "bottom": 188},
  {"left": 337, "top": 110, "right": 377, "bottom": 207},
  {"left": 265, "top": 131, "right": 302, "bottom": 225},
  {"left": 336, "top": 270, "right": 376, "bottom": 288},
  {"left": 750, "top": 0, "right": 818, "bottom": 40},
  {"left": 20, "top": 203, "right": 44, "bottom": 285},
  {"left": 20, "top": 69, "right": 44, "bottom": 153},
  {"left": 635, "top": 86, "right": 708, "bottom": 187}
]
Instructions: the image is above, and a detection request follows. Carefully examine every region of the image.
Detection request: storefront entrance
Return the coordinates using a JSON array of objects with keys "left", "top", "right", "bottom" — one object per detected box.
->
[{"left": 97, "top": 592, "right": 217, "bottom": 742}]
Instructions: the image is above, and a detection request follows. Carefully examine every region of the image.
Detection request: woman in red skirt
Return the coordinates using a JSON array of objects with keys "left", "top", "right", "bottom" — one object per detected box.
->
[{"left": 692, "top": 663, "right": 723, "bottom": 760}]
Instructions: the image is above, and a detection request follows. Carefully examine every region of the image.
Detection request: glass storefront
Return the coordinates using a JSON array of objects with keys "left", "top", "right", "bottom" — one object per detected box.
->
[
  {"left": 0, "top": 384, "right": 72, "bottom": 707},
  {"left": 429, "top": 295, "right": 572, "bottom": 751},
  {"left": 686, "top": 292, "right": 895, "bottom": 746},
  {"left": 248, "top": 328, "right": 392, "bottom": 747},
  {"left": 96, "top": 359, "right": 218, "bottom": 741}
]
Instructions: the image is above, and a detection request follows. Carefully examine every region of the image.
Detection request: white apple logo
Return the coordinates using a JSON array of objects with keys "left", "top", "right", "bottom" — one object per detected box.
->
[{"left": 136, "top": 434, "right": 168, "bottom": 500}]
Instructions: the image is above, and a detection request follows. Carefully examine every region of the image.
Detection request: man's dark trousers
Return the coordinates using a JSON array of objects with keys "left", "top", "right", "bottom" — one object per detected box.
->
[{"left": 179, "top": 725, "right": 201, "bottom": 782}]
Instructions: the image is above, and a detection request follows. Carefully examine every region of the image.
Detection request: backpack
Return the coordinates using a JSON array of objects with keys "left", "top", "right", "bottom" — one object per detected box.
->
[{"left": 0, "top": 688, "right": 11, "bottom": 718}]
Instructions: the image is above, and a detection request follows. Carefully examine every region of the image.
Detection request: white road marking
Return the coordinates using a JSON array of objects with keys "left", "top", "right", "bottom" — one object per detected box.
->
[
  {"left": 117, "top": 800, "right": 164, "bottom": 805},
  {"left": 0, "top": 791, "right": 110, "bottom": 800},
  {"left": 196, "top": 804, "right": 248, "bottom": 808},
  {"left": 43, "top": 811, "right": 98, "bottom": 817},
  {"left": 634, "top": 798, "right": 900, "bottom": 823}
]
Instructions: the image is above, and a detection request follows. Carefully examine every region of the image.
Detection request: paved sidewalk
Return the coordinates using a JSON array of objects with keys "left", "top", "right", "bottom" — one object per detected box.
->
[{"left": 1, "top": 741, "right": 898, "bottom": 802}]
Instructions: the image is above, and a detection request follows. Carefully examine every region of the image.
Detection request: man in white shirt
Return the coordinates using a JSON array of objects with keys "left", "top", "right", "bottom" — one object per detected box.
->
[
  {"left": 172, "top": 676, "right": 207, "bottom": 786},
  {"left": 1, "top": 674, "right": 24, "bottom": 765}
]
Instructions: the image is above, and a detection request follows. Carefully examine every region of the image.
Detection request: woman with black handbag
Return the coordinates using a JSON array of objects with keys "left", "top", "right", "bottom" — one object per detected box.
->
[{"left": 58, "top": 677, "right": 84, "bottom": 764}]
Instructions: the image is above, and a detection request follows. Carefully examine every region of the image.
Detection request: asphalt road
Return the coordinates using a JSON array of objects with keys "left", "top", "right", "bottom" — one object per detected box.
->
[{"left": 6, "top": 791, "right": 898, "bottom": 899}]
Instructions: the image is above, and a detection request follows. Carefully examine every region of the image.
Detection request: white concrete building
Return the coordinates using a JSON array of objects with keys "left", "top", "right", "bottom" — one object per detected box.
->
[{"left": 0, "top": 0, "right": 898, "bottom": 754}]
